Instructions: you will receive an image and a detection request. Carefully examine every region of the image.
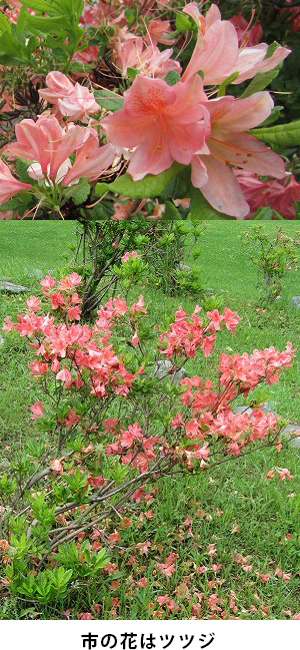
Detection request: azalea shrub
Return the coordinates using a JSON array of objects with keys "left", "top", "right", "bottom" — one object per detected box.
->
[
  {"left": 0, "top": 262, "right": 296, "bottom": 603},
  {"left": 0, "top": 0, "right": 300, "bottom": 220},
  {"left": 240, "top": 225, "right": 300, "bottom": 303}
]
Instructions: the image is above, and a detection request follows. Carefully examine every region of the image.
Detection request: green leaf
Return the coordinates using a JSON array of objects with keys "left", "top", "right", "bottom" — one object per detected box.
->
[
  {"left": 94, "top": 89, "right": 124, "bottom": 112},
  {"left": 127, "top": 67, "right": 140, "bottom": 81},
  {"left": 16, "top": 159, "right": 32, "bottom": 184},
  {"left": 70, "top": 183, "right": 91, "bottom": 205},
  {"left": 16, "top": 6, "right": 28, "bottom": 37},
  {"left": 20, "top": 0, "right": 56, "bottom": 12},
  {"left": 0, "top": 11, "right": 12, "bottom": 33},
  {"left": 165, "top": 70, "right": 181, "bottom": 86},
  {"left": 265, "top": 41, "right": 280, "bottom": 59},
  {"left": 240, "top": 66, "right": 281, "bottom": 99},
  {"left": 161, "top": 165, "right": 192, "bottom": 200},
  {"left": 217, "top": 72, "right": 239, "bottom": 97},
  {"left": 82, "top": 200, "right": 115, "bottom": 220},
  {"left": 0, "top": 31, "right": 27, "bottom": 58},
  {"left": 189, "top": 187, "right": 234, "bottom": 220},
  {"left": 249, "top": 120, "right": 300, "bottom": 147},
  {"left": 252, "top": 206, "right": 274, "bottom": 220},
  {"left": 176, "top": 13, "right": 192, "bottom": 32},
  {"left": 258, "top": 105, "right": 283, "bottom": 127},
  {"left": 95, "top": 163, "right": 184, "bottom": 200},
  {"left": 25, "top": 34, "right": 39, "bottom": 55},
  {"left": 162, "top": 200, "right": 181, "bottom": 220},
  {"left": 25, "top": 13, "right": 66, "bottom": 33},
  {"left": 0, "top": 198, "right": 22, "bottom": 211}
]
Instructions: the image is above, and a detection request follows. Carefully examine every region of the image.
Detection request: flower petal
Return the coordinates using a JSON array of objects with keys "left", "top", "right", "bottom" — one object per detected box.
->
[
  {"left": 209, "top": 133, "right": 286, "bottom": 178},
  {"left": 192, "top": 154, "right": 250, "bottom": 218},
  {"left": 214, "top": 92, "right": 273, "bottom": 132}
]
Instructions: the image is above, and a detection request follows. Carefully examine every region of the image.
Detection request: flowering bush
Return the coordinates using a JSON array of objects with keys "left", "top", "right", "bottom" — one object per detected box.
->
[
  {"left": 240, "top": 225, "right": 300, "bottom": 303},
  {"left": 0, "top": 264, "right": 296, "bottom": 602},
  {"left": 0, "top": 1, "right": 299, "bottom": 220}
]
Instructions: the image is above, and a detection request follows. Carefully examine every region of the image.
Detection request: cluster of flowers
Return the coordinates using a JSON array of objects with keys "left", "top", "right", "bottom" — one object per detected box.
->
[
  {"left": 3, "top": 268, "right": 296, "bottom": 476},
  {"left": 234, "top": 171, "right": 300, "bottom": 219},
  {"left": 0, "top": 2, "right": 296, "bottom": 218}
]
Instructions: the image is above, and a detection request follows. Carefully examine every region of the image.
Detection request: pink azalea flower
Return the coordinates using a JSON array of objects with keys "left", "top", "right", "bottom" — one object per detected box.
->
[
  {"left": 39, "top": 71, "right": 99, "bottom": 121},
  {"left": 29, "top": 401, "right": 44, "bottom": 420},
  {"left": 191, "top": 92, "right": 286, "bottom": 218},
  {"left": 61, "top": 129, "right": 115, "bottom": 186},
  {"left": 132, "top": 332, "right": 139, "bottom": 347},
  {"left": 279, "top": 468, "right": 293, "bottom": 481},
  {"left": 146, "top": 19, "right": 175, "bottom": 45},
  {"left": 58, "top": 83, "right": 99, "bottom": 121},
  {"left": 235, "top": 171, "right": 300, "bottom": 219},
  {"left": 182, "top": 3, "right": 290, "bottom": 85},
  {"left": 101, "top": 75, "right": 209, "bottom": 180},
  {"left": 38, "top": 71, "right": 74, "bottom": 105},
  {"left": 72, "top": 46, "right": 99, "bottom": 64},
  {"left": 0, "top": 159, "right": 31, "bottom": 204},
  {"left": 7, "top": 116, "right": 84, "bottom": 180},
  {"left": 56, "top": 366, "right": 72, "bottom": 386},
  {"left": 114, "top": 36, "right": 181, "bottom": 78},
  {"left": 26, "top": 296, "right": 41, "bottom": 311},
  {"left": 121, "top": 251, "right": 141, "bottom": 262}
]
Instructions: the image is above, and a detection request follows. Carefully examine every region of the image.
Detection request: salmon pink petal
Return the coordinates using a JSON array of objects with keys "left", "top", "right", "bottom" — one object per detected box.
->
[
  {"left": 168, "top": 123, "right": 206, "bottom": 164},
  {"left": 210, "top": 134, "right": 286, "bottom": 178},
  {"left": 0, "top": 160, "right": 32, "bottom": 202},
  {"left": 182, "top": 20, "right": 238, "bottom": 84},
  {"left": 205, "top": 3, "right": 222, "bottom": 27},
  {"left": 214, "top": 92, "right": 274, "bottom": 132},
  {"left": 190, "top": 154, "right": 209, "bottom": 188},
  {"left": 192, "top": 155, "right": 250, "bottom": 218},
  {"left": 8, "top": 119, "right": 50, "bottom": 175},
  {"left": 167, "top": 75, "right": 207, "bottom": 123},
  {"left": 127, "top": 128, "right": 174, "bottom": 180},
  {"left": 102, "top": 75, "right": 208, "bottom": 179},
  {"left": 101, "top": 113, "right": 153, "bottom": 148},
  {"left": 232, "top": 44, "right": 291, "bottom": 83},
  {"left": 201, "top": 96, "right": 235, "bottom": 125},
  {"left": 38, "top": 71, "right": 74, "bottom": 104},
  {"left": 124, "top": 75, "right": 176, "bottom": 119},
  {"left": 62, "top": 143, "right": 115, "bottom": 185}
]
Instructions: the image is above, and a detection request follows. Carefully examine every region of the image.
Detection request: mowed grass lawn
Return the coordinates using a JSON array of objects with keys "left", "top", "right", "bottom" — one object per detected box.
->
[{"left": 0, "top": 221, "right": 299, "bottom": 620}]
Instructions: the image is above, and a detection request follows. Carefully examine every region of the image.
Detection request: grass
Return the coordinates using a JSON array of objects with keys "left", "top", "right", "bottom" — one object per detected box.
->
[{"left": 0, "top": 221, "right": 299, "bottom": 620}]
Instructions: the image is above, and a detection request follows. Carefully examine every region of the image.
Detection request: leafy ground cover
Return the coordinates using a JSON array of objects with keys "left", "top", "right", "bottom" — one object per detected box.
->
[{"left": 0, "top": 221, "right": 299, "bottom": 620}]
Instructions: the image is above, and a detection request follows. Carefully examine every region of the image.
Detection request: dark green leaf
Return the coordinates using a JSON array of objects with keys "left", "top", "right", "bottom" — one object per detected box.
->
[
  {"left": 161, "top": 165, "right": 192, "bottom": 200},
  {"left": 162, "top": 200, "right": 181, "bottom": 220},
  {"left": 240, "top": 66, "right": 281, "bottom": 99},
  {"left": 16, "top": 159, "right": 32, "bottom": 184},
  {"left": 95, "top": 163, "right": 184, "bottom": 199},
  {"left": 71, "top": 183, "right": 91, "bottom": 205},
  {"left": 165, "top": 70, "right": 181, "bottom": 86},
  {"left": 0, "top": 198, "right": 22, "bottom": 211}
]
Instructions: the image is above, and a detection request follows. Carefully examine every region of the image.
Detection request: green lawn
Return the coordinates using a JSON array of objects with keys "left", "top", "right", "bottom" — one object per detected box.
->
[{"left": 0, "top": 221, "right": 299, "bottom": 620}]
